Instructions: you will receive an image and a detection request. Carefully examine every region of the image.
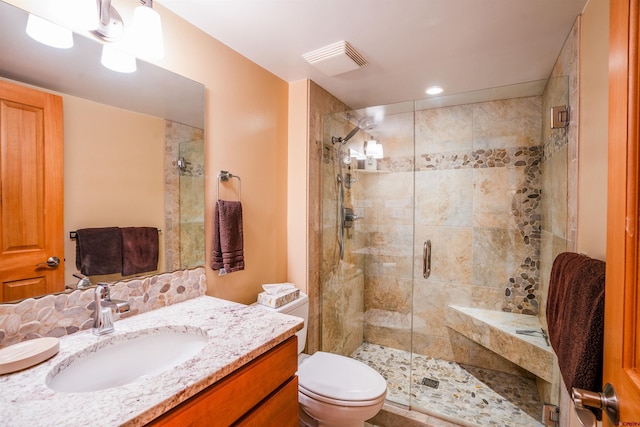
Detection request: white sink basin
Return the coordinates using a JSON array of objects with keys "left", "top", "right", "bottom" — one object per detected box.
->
[{"left": 47, "top": 327, "right": 208, "bottom": 393}]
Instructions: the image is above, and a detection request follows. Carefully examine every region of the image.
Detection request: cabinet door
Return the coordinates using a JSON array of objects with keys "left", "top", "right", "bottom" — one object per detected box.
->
[
  {"left": 234, "top": 377, "right": 299, "bottom": 427},
  {"left": 0, "top": 80, "right": 64, "bottom": 301},
  {"left": 147, "top": 337, "right": 298, "bottom": 427}
]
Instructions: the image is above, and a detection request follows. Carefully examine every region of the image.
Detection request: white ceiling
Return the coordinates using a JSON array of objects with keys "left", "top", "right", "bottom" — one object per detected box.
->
[{"left": 157, "top": 0, "right": 589, "bottom": 109}]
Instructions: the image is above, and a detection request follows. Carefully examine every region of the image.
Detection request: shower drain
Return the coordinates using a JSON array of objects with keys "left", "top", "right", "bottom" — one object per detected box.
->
[{"left": 420, "top": 377, "right": 440, "bottom": 389}]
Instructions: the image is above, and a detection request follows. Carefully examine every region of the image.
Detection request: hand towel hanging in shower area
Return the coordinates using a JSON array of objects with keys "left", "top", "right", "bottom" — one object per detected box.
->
[
  {"left": 211, "top": 200, "right": 245, "bottom": 274},
  {"left": 75, "top": 227, "right": 123, "bottom": 275},
  {"left": 121, "top": 227, "right": 159, "bottom": 276},
  {"left": 546, "top": 252, "right": 605, "bottom": 418}
]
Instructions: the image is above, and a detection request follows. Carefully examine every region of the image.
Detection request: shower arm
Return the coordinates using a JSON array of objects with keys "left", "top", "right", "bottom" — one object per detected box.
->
[{"left": 332, "top": 117, "right": 375, "bottom": 145}]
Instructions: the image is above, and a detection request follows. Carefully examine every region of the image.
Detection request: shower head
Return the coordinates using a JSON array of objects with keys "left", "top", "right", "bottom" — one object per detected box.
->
[{"left": 331, "top": 117, "right": 375, "bottom": 145}]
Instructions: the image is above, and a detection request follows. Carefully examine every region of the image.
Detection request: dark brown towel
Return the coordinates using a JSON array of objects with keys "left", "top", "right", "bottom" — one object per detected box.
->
[
  {"left": 211, "top": 200, "right": 244, "bottom": 273},
  {"left": 546, "top": 252, "right": 605, "bottom": 403},
  {"left": 121, "top": 227, "right": 159, "bottom": 276},
  {"left": 75, "top": 227, "right": 122, "bottom": 275}
]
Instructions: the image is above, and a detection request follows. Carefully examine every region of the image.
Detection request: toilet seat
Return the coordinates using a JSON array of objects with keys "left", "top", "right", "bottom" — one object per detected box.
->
[
  {"left": 299, "top": 384, "right": 387, "bottom": 407},
  {"left": 297, "top": 351, "right": 387, "bottom": 405}
]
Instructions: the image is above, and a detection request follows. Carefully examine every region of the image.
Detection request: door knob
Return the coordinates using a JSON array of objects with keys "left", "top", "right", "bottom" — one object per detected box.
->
[
  {"left": 36, "top": 256, "right": 60, "bottom": 268},
  {"left": 572, "top": 383, "right": 619, "bottom": 427}
]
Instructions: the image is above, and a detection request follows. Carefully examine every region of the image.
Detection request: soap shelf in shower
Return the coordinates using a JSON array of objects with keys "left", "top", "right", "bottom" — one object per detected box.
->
[
  {"left": 445, "top": 305, "right": 554, "bottom": 383},
  {"left": 353, "top": 169, "right": 389, "bottom": 174}
]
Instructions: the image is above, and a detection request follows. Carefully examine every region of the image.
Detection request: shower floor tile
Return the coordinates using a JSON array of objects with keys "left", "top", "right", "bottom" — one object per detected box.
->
[{"left": 352, "top": 342, "right": 543, "bottom": 427}]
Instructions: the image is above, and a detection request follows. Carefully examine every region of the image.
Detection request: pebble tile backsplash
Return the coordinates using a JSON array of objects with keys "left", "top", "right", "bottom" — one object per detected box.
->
[{"left": 0, "top": 267, "right": 207, "bottom": 349}]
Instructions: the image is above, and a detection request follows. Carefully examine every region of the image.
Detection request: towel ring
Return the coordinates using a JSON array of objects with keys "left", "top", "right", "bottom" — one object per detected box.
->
[{"left": 217, "top": 170, "right": 241, "bottom": 201}]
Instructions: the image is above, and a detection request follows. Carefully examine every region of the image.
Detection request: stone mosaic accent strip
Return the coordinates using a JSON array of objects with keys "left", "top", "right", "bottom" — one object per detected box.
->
[
  {"left": 377, "top": 146, "right": 542, "bottom": 173},
  {"left": 0, "top": 267, "right": 207, "bottom": 349},
  {"left": 506, "top": 149, "right": 542, "bottom": 314},
  {"left": 352, "top": 342, "right": 543, "bottom": 427}
]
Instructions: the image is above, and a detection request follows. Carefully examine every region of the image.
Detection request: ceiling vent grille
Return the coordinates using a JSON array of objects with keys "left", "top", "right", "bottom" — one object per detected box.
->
[{"left": 302, "top": 41, "right": 368, "bottom": 76}]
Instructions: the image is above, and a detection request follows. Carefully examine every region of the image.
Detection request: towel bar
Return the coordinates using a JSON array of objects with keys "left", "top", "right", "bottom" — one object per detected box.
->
[
  {"left": 217, "top": 170, "right": 241, "bottom": 201},
  {"left": 69, "top": 228, "right": 161, "bottom": 240}
]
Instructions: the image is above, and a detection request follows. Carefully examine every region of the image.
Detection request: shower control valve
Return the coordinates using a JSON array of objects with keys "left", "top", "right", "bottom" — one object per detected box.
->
[{"left": 343, "top": 207, "right": 361, "bottom": 228}]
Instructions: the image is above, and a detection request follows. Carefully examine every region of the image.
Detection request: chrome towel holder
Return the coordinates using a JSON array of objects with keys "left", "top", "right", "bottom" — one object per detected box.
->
[{"left": 217, "top": 170, "right": 241, "bottom": 201}]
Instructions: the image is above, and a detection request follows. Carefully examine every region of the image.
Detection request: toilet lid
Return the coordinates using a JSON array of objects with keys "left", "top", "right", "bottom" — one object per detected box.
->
[{"left": 298, "top": 351, "right": 387, "bottom": 401}]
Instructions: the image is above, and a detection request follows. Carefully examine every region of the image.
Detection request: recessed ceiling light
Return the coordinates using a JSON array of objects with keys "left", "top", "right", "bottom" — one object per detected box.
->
[{"left": 426, "top": 86, "right": 444, "bottom": 95}]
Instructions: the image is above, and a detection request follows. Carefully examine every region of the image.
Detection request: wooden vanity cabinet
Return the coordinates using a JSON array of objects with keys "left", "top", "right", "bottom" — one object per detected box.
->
[{"left": 147, "top": 336, "right": 299, "bottom": 427}]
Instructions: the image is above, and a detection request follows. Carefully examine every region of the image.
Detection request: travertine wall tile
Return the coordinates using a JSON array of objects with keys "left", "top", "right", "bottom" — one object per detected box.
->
[
  {"left": 415, "top": 104, "right": 473, "bottom": 154},
  {"left": 164, "top": 121, "right": 205, "bottom": 271}
]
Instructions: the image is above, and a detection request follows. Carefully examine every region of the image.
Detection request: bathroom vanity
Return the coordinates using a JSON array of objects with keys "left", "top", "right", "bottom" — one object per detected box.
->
[
  {"left": 0, "top": 296, "right": 303, "bottom": 426},
  {"left": 149, "top": 337, "right": 298, "bottom": 426}
]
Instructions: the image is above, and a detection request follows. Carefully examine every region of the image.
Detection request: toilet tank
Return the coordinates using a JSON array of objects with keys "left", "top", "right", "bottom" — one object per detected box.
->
[{"left": 254, "top": 292, "right": 308, "bottom": 354}]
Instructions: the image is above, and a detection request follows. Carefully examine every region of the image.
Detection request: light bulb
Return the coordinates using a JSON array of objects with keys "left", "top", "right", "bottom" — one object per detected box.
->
[
  {"left": 51, "top": 0, "right": 99, "bottom": 31},
  {"left": 101, "top": 44, "right": 137, "bottom": 73},
  {"left": 26, "top": 14, "right": 73, "bottom": 49},
  {"left": 132, "top": 5, "right": 164, "bottom": 60}
]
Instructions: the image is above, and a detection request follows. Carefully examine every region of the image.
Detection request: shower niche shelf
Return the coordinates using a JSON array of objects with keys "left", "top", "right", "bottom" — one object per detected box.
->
[
  {"left": 353, "top": 169, "right": 389, "bottom": 174},
  {"left": 445, "top": 305, "right": 554, "bottom": 383}
]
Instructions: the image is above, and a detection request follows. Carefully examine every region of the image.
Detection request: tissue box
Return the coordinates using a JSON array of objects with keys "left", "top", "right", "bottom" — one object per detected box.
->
[{"left": 257, "top": 287, "right": 300, "bottom": 308}]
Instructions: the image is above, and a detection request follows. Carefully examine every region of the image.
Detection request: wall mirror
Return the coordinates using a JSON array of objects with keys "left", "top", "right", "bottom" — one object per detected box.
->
[{"left": 0, "top": 0, "right": 206, "bottom": 301}]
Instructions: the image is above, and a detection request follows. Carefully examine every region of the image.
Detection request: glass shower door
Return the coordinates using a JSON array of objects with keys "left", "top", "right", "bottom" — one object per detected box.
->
[
  {"left": 178, "top": 138, "right": 205, "bottom": 268},
  {"left": 321, "top": 102, "right": 416, "bottom": 408},
  {"left": 409, "top": 90, "right": 549, "bottom": 424}
]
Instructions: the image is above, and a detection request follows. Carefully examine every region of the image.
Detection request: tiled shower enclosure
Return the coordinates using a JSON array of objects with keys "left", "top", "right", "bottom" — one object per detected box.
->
[{"left": 321, "top": 93, "right": 556, "bottom": 424}]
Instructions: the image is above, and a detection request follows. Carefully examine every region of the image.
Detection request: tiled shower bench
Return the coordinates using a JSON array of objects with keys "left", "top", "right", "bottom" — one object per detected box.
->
[{"left": 445, "top": 305, "right": 554, "bottom": 383}]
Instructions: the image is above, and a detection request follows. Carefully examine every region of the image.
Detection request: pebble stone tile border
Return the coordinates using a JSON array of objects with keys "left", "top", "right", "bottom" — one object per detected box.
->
[{"left": 0, "top": 267, "right": 207, "bottom": 349}]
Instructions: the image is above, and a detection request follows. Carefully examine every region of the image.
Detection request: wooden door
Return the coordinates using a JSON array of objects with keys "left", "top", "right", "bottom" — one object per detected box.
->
[
  {"left": 605, "top": 0, "right": 640, "bottom": 422},
  {"left": 0, "top": 80, "right": 64, "bottom": 302}
]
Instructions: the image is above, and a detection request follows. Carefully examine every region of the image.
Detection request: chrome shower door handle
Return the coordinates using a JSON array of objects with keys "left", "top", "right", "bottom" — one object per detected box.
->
[{"left": 423, "top": 240, "right": 431, "bottom": 279}]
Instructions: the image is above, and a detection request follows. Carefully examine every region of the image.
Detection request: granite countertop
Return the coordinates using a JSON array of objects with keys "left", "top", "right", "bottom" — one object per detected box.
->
[{"left": 0, "top": 296, "right": 303, "bottom": 427}]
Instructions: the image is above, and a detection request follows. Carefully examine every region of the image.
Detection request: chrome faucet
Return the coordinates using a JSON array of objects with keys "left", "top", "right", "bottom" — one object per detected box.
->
[
  {"left": 73, "top": 273, "right": 93, "bottom": 290},
  {"left": 92, "top": 283, "right": 130, "bottom": 335}
]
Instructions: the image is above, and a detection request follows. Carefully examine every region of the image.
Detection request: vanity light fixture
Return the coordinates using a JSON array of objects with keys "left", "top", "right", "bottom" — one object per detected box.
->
[
  {"left": 27, "top": 0, "right": 164, "bottom": 73},
  {"left": 349, "top": 148, "right": 367, "bottom": 160},
  {"left": 101, "top": 44, "right": 137, "bottom": 73},
  {"left": 426, "top": 86, "right": 444, "bottom": 95},
  {"left": 26, "top": 0, "right": 100, "bottom": 48},
  {"left": 132, "top": 0, "right": 164, "bottom": 61},
  {"left": 365, "top": 139, "right": 384, "bottom": 159},
  {"left": 51, "top": 0, "right": 99, "bottom": 32},
  {"left": 26, "top": 14, "right": 74, "bottom": 49},
  {"left": 94, "top": 0, "right": 164, "bottom": 71},
  {"left": 92, "top": 0, "right": 164, "bottom": 58}
]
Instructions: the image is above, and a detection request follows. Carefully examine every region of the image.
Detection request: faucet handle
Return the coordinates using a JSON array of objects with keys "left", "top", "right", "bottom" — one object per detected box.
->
[
  {"left": 72, "top": 273, "right": 93, "bottom": 290},
  {"left": 96, "top": 283, "right": 111, "bottom": 300}
]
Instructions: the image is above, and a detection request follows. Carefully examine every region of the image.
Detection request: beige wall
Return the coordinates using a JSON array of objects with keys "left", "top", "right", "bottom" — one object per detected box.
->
[
  {"left": 7, "top": 0, "right": 290, "bottom": 304},
  {"left": 63, "top": 95, "right": 166, "bottom": 284},
  {"left": 287, "top": 80, "right": 310, "bottom": 294},
  {"left": 563, "top": 0, "right": 610, "bottom": 426},
  {"left": 578, "top": 0, "right": 609, "bottom": 260},
  {"left": 147, "top": 4, "right": 291, "bottom": 305}
]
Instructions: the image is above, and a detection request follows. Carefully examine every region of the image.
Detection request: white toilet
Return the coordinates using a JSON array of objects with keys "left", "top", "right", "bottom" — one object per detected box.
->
[{"left": 255, "top": 292, "right": 387, "bottom": 427}]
